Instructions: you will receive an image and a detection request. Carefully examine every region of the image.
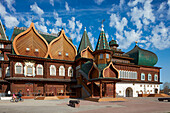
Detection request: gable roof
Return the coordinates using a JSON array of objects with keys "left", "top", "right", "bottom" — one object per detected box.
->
[
  {"left": 77, "top": 28, "right": 93, "bottom": 54},
  {"left": 95, "top": 30, "right": 110, "bottom": 51},
  {"left": 0, "top": 20, "right": 8, "bottom": 40}
]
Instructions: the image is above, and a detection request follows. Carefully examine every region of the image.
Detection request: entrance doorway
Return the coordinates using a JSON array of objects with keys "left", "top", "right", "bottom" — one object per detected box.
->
[
  {"left": 154, "top": 88, "right": 158, "bottom": 94},
  {"left": 126, "top": 87, "right": 133, "bottom": 97}
]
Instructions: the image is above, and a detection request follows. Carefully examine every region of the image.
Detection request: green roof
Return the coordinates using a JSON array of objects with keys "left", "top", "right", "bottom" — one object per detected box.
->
[
  {"left": 77, "top": 29, "right": 93, "bottom": 54},
  {"left": 81, "top": 61, "right": 93, "bottom": 75},
  {"left": 126, "top": 45, "right": 158, "bottom": 66},
  {"left": 0, "top": 20, "right": 7, "bottom": 40},
  {"left": 109, "top": 39, "right": 119, "bottom": 47},
  {"left": 95, "top": 31, "right": 110, "bottom": 51}
]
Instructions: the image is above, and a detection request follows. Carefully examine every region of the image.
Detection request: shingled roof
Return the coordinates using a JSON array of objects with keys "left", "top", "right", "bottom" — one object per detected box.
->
[
  {"left": 0, "top": 20, "right": 8, "bottom": 40},
  {"left": 95, "top": 25, "right": 110, "bottom": 51},
  {"left": 77, "top": 27, "right": 93, "bottom": 54}
]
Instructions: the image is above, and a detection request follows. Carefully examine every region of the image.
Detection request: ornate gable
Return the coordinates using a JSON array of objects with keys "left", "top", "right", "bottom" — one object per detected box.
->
[
  {"left": 48, "top": 29, "right": 77, "bottom": 61},
  {"left": 13, "top": 22, "right": 49, "bottom": 58},
  {"left": 103, "top": 62, "right": 119, "bottom": 78},
  {"left": 88, "top": 62, "right": 99, "bottom": 79},
  {"left": 81, "top": 46, "right": 94, "bottom": 59}
]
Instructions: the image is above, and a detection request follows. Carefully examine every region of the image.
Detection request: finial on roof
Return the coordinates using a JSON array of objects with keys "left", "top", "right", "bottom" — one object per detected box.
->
[
  {"left": 112, "top": 36, "right": 114, "bottom": 40},
  {"left": 84, "top": 27, "right": 86, "bottom": 31},
  {"left": 101, "top": 19, "right": 105, "bottom": 31},
  {"left": 135, "top": 41, "right": 138, "bottom": 45}
]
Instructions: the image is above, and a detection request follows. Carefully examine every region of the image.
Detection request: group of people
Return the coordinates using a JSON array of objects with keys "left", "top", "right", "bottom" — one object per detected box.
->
[{"left": 8, "top": 91, "right": 22, "bottom": 101}]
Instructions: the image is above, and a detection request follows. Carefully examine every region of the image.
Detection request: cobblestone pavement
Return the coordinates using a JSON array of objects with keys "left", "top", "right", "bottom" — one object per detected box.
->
[{"left": 0, "top": 97, "right": 170, "bottom": 113}]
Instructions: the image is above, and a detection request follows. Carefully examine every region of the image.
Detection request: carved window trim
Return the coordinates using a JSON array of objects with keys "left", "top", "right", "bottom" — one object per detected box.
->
[
  {"left": 59, "top": 66, "right": 65, "bottom": 76},
  {"left": 15, "top": 62, "right": 23, "bottom": 74},
  {"left": 50, "top": 65, "right": 56, "bottom": 76},
  {"left": 36, "top": 64, "right": 43, "bottom": 75}
]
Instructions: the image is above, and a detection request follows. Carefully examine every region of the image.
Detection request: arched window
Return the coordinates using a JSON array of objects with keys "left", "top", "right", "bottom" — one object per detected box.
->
[
  {"left": 68, "top": 67, "right": 73, "bottom": 77},
  {"left": 59, "top": 66, "right": 65, "bottom": 76},
  {"left": 141, "top": 73, "right": 145, "bottom": 80},
  {"left": 15, "top": 62, "right": 23, "bottom": 74},
  {"left": 148, "top": 74, "right": 152, "bottom": 81},
  {"left": 6, "top": 67, "right": 10, "bottom": 76},
  {"left": 36, "top": 64, "right": 43, "bottom": 75},
  {"left": 100, "top": 54, "right": 103, "bottom": 59},
  {"left": 50, "top": 65, "right": 56, "bottom": 76},
  {"left": 154, "top": 74, "right": 158, "bottom": 81},
  {"left": 24, "top": 62, "right": 35, "bottom": 76}
]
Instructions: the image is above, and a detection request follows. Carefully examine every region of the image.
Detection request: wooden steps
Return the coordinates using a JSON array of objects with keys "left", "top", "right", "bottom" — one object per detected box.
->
[{"left": 85, "top": 97, "right": 127, "bottom": 102}]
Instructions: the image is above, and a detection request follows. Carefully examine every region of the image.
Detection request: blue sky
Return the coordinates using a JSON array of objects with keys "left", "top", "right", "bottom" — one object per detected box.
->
[{"left": 0, "top": 0, "right": 170, "bottom": 86}]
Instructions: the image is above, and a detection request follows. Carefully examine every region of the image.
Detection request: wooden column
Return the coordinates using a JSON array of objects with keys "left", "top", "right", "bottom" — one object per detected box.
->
[
  {"left": 64, "top": 84, "right": 66, "bottom": 96},
  {"left": 10, "top": 60, "right": 14, "bottom": 77},
  {"left": 100, "top": 81, "right": 102, "bottom": 98},
  {"left": 33, "top": 83, "right": 36, "bottom": 96},
  {"left": 104, "top": 83, "right": 107, "bottom": 97},
  {"left": 10, "top": 82, "right": 14, "bottom": 93},
  {"left": 91, "top": 81, "right": 93, "bottom": 98},
  {"left": 113, "top": 82, "right": 116, "bottom": 98},
  {"left": 43, "top": 83, "right": 47, "bottom": 96}
]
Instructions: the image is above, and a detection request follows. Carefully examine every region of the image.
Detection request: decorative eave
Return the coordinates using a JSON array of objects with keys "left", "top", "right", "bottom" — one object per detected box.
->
[
  {"left": 93, "top": 49, "right": 113, "bottom": 55},
  {"left": 102, "top": 62, "right": 119, "bottom": 78},
  {"left": 48, "top": 29, "right": 77, "bottom": 59},
  {"left": 113, "top": 62, "right": 162, "bottom": 69},
  {"left": 0, "top": 40, "right": 12, "bottom": 44},
  {"left": 81, "top": 46, "right": 93, "bottom": 57},
  {"left": 12, "top": 22, "right": 49, "bottom": 58},
  {"left": 7, "top": 54, "right": 74, "bottom": 64},
  {"left": 88, "top": 62, "right": 99, "bottom": 79},
  {"left": 88, "top": 77, "right": 121, "bottom": 82},
  {"left": 5, "top": 77, "right": 77, "bottom": 83},
  {"left": 112, "top": 55, "right": 134, "bottom": 60},
  {"left": 121, "top": 80, "right": 162, "bottom": 84}
]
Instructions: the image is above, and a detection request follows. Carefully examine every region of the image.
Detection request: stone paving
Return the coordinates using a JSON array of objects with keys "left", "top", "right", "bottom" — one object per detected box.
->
[{"left": 0, "top": 97, "right": 170, "bottom": 113}]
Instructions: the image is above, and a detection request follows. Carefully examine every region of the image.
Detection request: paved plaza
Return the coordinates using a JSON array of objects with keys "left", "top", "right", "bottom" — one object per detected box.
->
[{"left": 0, "top": 97, "right": 170, "bottom": 113}]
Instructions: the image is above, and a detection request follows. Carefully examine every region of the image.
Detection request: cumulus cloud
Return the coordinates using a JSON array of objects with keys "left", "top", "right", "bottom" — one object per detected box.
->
[
  {"left": 50, "top": 0, "right": 54, "bottom": 6},
  {"left": 0, "top": 3, "right": 19, "bottom": 29},
  {"left": 30, "top": 2, "right": 44, "bottom": 16},
  {"left": 94, "top": 0, "right": 104, "bottom": 5},
  {"left": 88, "top": 32, "right": 95, "bottom": 50},
  {"left": 65, "top": 2, "right": 70, "bottom": 11},
  {"left": 4, "top": 0, "right": 16, "bottom": 12},
  {"left": 68, "top": 17, "right": 76, "bottom": 32},
  {"left": 34, "top": 18, "right": 48, "bottom": 33},
  {"left": 109, "top": 13, "right": 128, "bottom": 33},
  {"left": 149, "top": 22, "right": 170, "bottom": 50},
  {"left": 4, "top": 16, "right": 19, "bottom": 29},
  {"left": 128, "top": 0, "right": 145, "bottom": 7},
  {"left": 46, "top": 20, "right": 50, "bottom": 26}
]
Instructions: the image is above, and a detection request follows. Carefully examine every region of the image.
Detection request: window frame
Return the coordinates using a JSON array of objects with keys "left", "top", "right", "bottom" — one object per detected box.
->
[
  {"left": 100, "top": 54, "right": 103, "bottom": 59},
  {"left": 15, "top": 62, "right": 23, "bottom": 74},
  {"left": 68, "top": 67, "right": 73, "bottom": 77},
  {"left": 106, "top": 54, "right": 109, "bottom": 59},
  {"left": 154, "top": 74, "right": 158, "bottom": 81},
  {"left": 141, "top": 73, "right": 145, "bottom": 80},
  {"left": 59, "top": 66, "right": 65, "bottom": 76},
  {"left": 148, "top": 73, "right": 152, "bottom": 81},
  {"left": 50, "top": 65, "right": 56, "bottom": 76},
  {"left": 36, "top": 64, "right": 43, "bottom": 75}
]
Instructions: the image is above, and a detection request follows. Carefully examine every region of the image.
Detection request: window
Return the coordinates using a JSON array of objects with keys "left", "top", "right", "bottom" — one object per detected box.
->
[
  {"left": 100, "top": 54, "right": 103, "bottom": 59},
  {"left": 68, "top": 67, "right": 73, "bottom": 77},
  {"left": 148, "top": 74, "right": 152, "bottom": 81},
  {"left": 106, "top": 54, "right": 109, "bottom": 59},
  {"left": 66, "top": 53, "right": 68, "bottom": 56},
  {"left": 35, "top": 49, "right": 39, "bottom": 52},
  {"left": 36, "top": 64, "right": 43, "bottom": 75},
  {"left": 58, "top": 51, "right": 61, "bottom": 55},
  {"left": 59, "top": 66, "right": 65, "bottom": 76},
  {"left": 24, "top": 62, "right": 35, "bottom": 76},
  {"left": 154, "top": 74, "right": 158, "bottom": 81},
  {"left": 50, "top": 65, "right": 56, "bottom": 76},
  {"left": 6, "top": 67, "right": 10, "bottom": 76},
  {"left": 141, "top": 73, "right": 145, "bottom": 80},
  {"left": 15, "top": 62, "right": 23, "bottom": 74},
  {"left": 0, "top": 43, "right": 4, "bottom": 48},
  {"left": 118, "top": 70, "right": 137, "bottom": 79},
  {"left": 26, "top": 48, "right": 30, "bottom": 51}
]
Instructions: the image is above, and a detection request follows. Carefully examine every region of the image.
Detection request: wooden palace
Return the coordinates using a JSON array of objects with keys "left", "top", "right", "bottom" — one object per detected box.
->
[{"left": 0, "top": 20, "right": 162, "bottom": 98}]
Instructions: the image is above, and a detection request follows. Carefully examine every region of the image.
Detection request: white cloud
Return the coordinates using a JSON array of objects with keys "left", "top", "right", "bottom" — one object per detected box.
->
[
  {"left": 119, "top": 0, "right": 124, "bottom": 9},
  {"left": 116, "top": 30, "right": 142, "bottom": 49},
  {"left": 94, "top": 0, "right": 104, "bottom": 5},
  {"left": 109, "top": 13, "right": 128, "bottom": 33},
  {"left": 46, "top": 20, "right": 50, "bottom": 26},
  {"left": 50, "top": 0, "right": 54, "bottom": 6},
  {"left": 68, "top": 17, "right": 75, "bottom": 32},
  {"left": 4, "top": 16, "right": 19, "bottom": 29},
  {"left": 34, "top": 18, "right": 47, "bottom": 33},
  {"left": 0, "top": 3, "right": 19, "bottom": 29},
  {"left": 0, "top": 3, "right": 7, "bottom": 16},
  {"left": 76, "top": 21, "right": 82, "bottom": 34},
  {"left": 49, "top": 28, "right": 59, "bottom": 34},
  {"left": 65, "top": 2, "right": 70, "bottom": 11},
  {"left": 149, "top": 22, "right": 170, "bottom": 50},
  {"left": 128, "top": 0, "right": 145, "bottom": 7},
  {"left": 88, "top": 32, "right": 95, "bottom": 50},
  {"left": 4, "top": 0, "right": 16, "bottom": 12},
  {"left": 30, "top": 2, "right": 44, "bottom": 16},
  {"left": 158, "top": 2, "right": 166, "bottom": 12},
  {"left": 105, "top": 32, "right": 109, "bottom": 41},
  {"left": 54, "top": 17, "right": 63, "bottom": 27}
]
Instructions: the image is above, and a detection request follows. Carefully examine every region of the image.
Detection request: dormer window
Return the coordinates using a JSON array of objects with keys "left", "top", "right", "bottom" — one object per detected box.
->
[
  {"left": 26, "top": 48, "right": 30, "bottom": 51},
  {"left": 100, "top": 54, "right": 103, "bottom": 59},
  {"left": 66, "top": 53, "right": 68, "bottom": 56},
  {"left": 106, "top": 54, "right": 109, "bottom": 59},
  {"left": 0, "top": 43, "right": 4, "bottom": 48},
  {"left": 35, "top": 49, "right": 39, "bottom": 52},
  {"left": 58, "top": 51, "right": 61, "bottom": 55}
]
